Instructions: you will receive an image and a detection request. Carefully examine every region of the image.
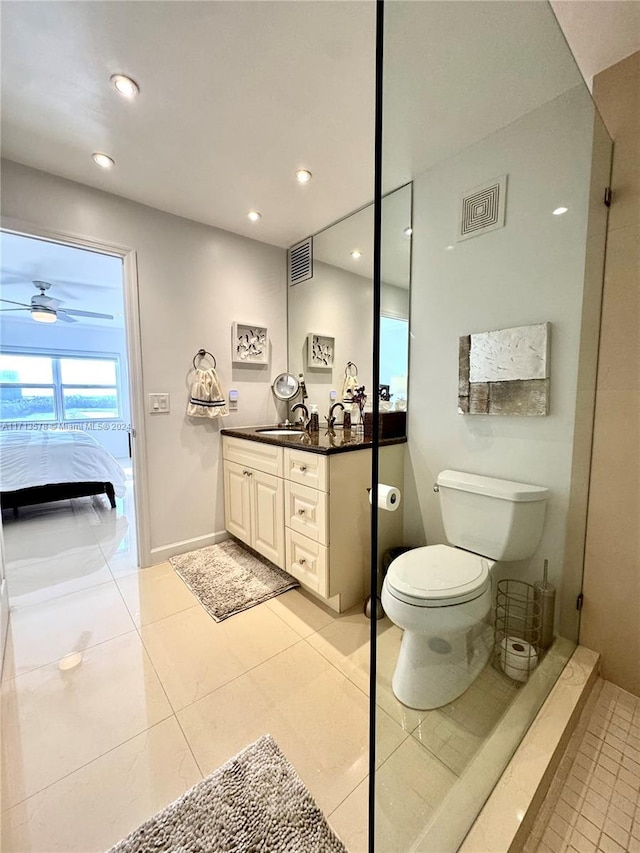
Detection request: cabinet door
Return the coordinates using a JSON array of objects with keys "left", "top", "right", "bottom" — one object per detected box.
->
[
  {"left": 250, "top": 469, "right": 285, "bottom": 568},
  {"left": 223, "top": 460, "right": 252, "bottom": 545}
]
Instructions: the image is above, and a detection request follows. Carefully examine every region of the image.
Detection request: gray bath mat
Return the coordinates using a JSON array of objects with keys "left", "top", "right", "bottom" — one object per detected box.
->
[
  {"left": 169, "top": 539, "right": 298, "bottom": 621},
  {"left": 107, "top": 734, "right": 347, "bottom": 853}
]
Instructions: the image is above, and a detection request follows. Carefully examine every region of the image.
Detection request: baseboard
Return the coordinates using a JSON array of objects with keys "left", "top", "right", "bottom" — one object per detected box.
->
[{"left": 147, "top": 530, "right": 229, "bottom": 564}]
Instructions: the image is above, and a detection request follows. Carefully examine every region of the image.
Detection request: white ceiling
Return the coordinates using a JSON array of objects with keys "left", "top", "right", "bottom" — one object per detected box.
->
[
  {"left": 551, "top": 0, "right": 640, "bottom": 87},
  {"left": 0, "top": 231, "right": 125, "bottom": 328},
  {"left": 1, "top": 1, "right": 638, "bottom": 252},
  {"left": 0, "top": 1, "right": 375, "bottom": 249},
  {"left": 313, "top": 185, "right": 412, "bottom": 289}
]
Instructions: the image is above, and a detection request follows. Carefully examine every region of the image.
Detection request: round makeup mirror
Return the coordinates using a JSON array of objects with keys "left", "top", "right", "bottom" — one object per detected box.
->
[{"left": 272, "top": 372, "right": 300, "bottom": 401}]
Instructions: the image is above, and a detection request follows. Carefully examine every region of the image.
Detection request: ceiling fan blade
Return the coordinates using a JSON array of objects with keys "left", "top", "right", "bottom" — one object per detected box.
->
[
  {"left": 37, "top": 296, "right": 62, "bottom": 309},
  {"left": 57, "top": 312, "right": 78, "bottom": 323},
  {"left": 0, "top": 308, "right": 30, "bottom": 312},
  {"left": 61, "top": 309, "right": 114, "bottom": 320},
  {"left": 0, "top": 298, "right": 30, "bottom": 308}
]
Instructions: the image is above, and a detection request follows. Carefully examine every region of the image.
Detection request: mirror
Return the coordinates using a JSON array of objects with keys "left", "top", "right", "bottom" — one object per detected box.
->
[
  {"left": 287, "top": 183, "right": 412, "bottom": 425},
  {"left": 272, "top": 372, "right": 300, "bottom": 401}
]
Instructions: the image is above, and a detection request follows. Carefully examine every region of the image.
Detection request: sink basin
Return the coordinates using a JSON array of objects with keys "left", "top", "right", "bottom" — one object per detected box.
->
[{"left": 257, "top": 428, "right": 305, "bottom": 436}]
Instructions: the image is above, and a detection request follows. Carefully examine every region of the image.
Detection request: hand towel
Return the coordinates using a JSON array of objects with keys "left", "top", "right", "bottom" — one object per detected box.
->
[
  {"left": 187, "top": 367, "right": 229, "bottom": 418},
  {"left": 342, "top": 373, "right": 359, "bottom": 405}
]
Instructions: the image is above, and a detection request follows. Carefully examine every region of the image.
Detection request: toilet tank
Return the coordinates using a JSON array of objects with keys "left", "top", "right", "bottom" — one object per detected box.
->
[{"left": 436, "top": 470, "right": 549, "bottom": 561}]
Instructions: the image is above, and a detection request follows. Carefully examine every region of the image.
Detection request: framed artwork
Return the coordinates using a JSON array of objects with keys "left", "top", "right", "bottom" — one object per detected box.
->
[
  {"left": 458, "top": 322, "right": 550, "bottom": 415},
  {"left": 232, "top": 322, "right": 268, "bottom": 365},
  {"left": 307, "top": 333, "right": 334, "bottom": 369}
]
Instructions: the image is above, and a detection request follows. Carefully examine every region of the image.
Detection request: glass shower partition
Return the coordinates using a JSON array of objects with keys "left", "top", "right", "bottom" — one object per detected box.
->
[{"left": 371, "top": 2, "right": 612, "bottom": 849}]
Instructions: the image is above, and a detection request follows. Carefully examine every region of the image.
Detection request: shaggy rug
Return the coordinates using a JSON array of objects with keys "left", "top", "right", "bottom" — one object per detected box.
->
[
  {"left": 107, "top": 735, "right": 347, "bottom": 853},
  {"left": 169, "top": 539, "right": 298, "bottom": 622}
]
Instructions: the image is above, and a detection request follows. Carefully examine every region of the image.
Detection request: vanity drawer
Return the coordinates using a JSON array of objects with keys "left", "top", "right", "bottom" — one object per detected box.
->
[
  {"left": 222, "top": 436, "right": 283, "bottom": 477},
  {"left": 284, "top": 448, "right": 328, "bottom": 492},
  {"left": 286, "top": 529, "right": 328, "bottom": 597},
  {"left": 285, "top": 480, "right": 328, "bottom": 545}
]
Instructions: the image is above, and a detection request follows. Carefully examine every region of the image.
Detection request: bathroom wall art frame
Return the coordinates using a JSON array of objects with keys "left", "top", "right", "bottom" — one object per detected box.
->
[
  {"left": 307, "top": 333, "right": 335, "bottom": 369},
  {"left": 232, "top": 322, "right": 269, "bottom": 366},
  {"left": 458, "top": 322, "right": 550, "bottom": 416}
]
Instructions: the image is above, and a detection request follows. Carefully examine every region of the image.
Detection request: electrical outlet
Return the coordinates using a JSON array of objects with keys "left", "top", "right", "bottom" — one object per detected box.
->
[
  {"left": 330, "top": 389, "right": 337, "bottom": 401},
  {"left": 228, "top": 389, "right": 239, "bottom": 411},
  {"left": 149, "top": 393, "right": 170, "bottom": 413}
]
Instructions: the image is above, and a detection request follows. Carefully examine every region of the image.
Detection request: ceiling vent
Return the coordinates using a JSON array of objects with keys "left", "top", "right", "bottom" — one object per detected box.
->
[
  {"left": 458, "top": 175, "right": 507, "bottom": 241},
  {"left": 288, "top": 237, "right": 313, "bottom": 286}
]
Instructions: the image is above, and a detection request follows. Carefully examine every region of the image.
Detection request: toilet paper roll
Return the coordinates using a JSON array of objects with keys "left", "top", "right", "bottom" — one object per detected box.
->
[
  {"left": 500, "top": 636, "right": 538, "bottom": 683},
  {"left": 369, "top": 484, "right": 401, "bottom": 511}
]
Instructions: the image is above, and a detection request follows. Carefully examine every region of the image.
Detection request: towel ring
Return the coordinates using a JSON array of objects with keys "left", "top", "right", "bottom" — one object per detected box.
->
[
  {"left": 345, "top": 361, "right": 358, "bottom": 377},
  {"left": 192, "top": 349, "right": 216, "bottom": 370}
]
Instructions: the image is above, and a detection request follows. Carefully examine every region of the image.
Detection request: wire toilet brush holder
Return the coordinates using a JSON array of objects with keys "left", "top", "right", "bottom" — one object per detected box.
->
[{"left": 493, "top": 579, "right": 542, "bottom": 683}]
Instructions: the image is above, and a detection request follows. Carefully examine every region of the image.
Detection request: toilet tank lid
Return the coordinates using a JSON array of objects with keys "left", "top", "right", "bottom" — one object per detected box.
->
[{"left": 437, "top": 470, "right": 549, "bottom": 503}]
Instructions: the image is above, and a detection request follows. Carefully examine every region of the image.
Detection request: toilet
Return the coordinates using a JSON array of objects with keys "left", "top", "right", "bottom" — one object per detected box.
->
[{"left": 381, "top": 470, "right": 549, "bottom": 710}]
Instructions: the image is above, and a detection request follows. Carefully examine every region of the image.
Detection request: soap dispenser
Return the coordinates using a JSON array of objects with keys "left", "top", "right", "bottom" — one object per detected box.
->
[{"left": 309, "top": 404, "right": 319, "bottom": 432}]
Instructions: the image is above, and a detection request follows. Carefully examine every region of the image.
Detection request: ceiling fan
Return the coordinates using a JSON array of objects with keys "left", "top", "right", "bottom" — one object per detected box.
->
[{"left": 0, "top": 280, "right": 114, "bottom": 324}]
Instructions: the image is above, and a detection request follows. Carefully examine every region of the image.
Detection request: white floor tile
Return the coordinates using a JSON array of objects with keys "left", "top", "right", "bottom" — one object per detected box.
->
[
  {"left": 178, "top": 641, "right": 407, "bottom": 815},
  {"left": 1, "top": 717, "right": 201, "bottom": 853},
  {"left": 1, "top": 631, "right": 173, "bottom": 809},
  {"left": 2, "top": 581, "right": 136, "bottom": 680},
  {"left": 140, "top": 602, "right": 302, "bottom": 711}
]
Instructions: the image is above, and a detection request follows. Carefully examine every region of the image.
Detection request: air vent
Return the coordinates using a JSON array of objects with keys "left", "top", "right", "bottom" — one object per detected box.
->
[
  {"left": 458, "top": 175, "right": 507, "bottom": 241},
  {"left": 288, "top": 237, "right": 313, "bottom": 285}
]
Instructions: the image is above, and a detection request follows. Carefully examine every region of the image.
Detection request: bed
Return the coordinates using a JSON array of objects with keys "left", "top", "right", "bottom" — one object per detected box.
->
[{"left": 0, "top": 430, "right": 127, "bottom": 515}]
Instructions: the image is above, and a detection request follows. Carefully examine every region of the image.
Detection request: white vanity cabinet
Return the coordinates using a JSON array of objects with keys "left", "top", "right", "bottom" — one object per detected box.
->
[
  {"left": 222, "top": 435, "right": 404, "bottom": 613},
  {"left": 222, "top": 437, "right": 285, "bottom": 568}
]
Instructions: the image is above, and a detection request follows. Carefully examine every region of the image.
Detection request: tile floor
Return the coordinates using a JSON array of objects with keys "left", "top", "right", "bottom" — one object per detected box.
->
[
  {"left": 1, "top": 469, "right": 521, "bottom": 853},
  {"left": 525, "top": 679, "right": 640, "bottom": 853}
]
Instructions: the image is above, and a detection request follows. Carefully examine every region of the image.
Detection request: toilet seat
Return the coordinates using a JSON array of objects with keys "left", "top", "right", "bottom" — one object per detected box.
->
[{"left": 385, "top": 544, "right": 491, "bottom": 607}]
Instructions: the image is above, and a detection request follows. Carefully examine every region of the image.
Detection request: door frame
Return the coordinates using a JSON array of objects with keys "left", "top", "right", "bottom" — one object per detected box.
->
[{"left": 0, "top": 216, "right": 151, "bottom": 568}]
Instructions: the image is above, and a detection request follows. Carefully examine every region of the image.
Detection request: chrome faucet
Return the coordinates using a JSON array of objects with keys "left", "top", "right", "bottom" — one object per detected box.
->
[
  {"left": 291, "top": 403, "right": 309, "bottom": 426},
  {"left": 326, "top": 401, "right": 345, "bottom": 429}
]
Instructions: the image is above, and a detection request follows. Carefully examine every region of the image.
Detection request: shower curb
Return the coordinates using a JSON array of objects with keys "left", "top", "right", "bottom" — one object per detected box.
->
[{"left": 460, "top": 644, "right": 600, "bottom": 852}]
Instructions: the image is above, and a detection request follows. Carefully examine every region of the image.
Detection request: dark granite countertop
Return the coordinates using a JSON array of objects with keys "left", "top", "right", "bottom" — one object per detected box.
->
[{"left": 220, "top": 425, "right": 407, "bottom": 456}]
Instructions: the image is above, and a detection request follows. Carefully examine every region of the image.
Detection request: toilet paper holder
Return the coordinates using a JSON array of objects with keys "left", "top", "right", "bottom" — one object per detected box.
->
[{"left": 493, "top": 579, "right": 542, "bottom": 683}]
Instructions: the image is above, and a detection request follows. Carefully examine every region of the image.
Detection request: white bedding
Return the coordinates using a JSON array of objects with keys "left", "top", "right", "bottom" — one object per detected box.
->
[{"left": 0, "top": 430, "right": 126, "bottom": 497}]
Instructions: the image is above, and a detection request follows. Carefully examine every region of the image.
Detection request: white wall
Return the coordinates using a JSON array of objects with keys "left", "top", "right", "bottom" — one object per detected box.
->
[
  {"left": 381, "top": 283, "right": 409, "bottom": 320},
  {"left": 288, "top": 260, "right": 373, "bottom": 418},
  {"left": 287, "top": 258, "right": 409, "bottom": 420},
  {"left": 1, "top": 159, "right": 287, "bottom": 562},
  {"left": 404, "top": 87, "right": 601, "bottom": 623},
  {"left": 0, "top": 320, "right": 131, "bottom": 458}
]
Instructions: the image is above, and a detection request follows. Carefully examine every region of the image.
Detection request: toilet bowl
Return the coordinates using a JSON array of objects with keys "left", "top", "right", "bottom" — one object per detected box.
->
[
  {"left": 381, "top": 544, "right": 494, "bottom": 709},
  {"left": 383, "top": 470, "right": 549, "bottom": 711}
]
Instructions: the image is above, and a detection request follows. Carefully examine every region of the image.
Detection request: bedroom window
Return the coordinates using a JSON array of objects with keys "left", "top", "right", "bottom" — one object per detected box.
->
[{"left": 0, "top": 352, "right": 121, "bottom": 423}]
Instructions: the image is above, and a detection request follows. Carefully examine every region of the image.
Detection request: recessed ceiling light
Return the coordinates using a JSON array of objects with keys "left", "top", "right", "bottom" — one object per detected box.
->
[
  {"left": 92, "top": 152, "right": 115, "bottom": 169},
  {"left": 445, "top": 245, "right": 455, "bottom": 251},
  {"left": 350, "top": 250, "right": 362, "bottom": 260},
  {"left": 553, "top": 207, "right": 568, "bottom": 216},
  {"left": 247, "top": 211, "right": 262, "bottom": 222},
  {"left": 110, "top": 74, "right": 139, "bottom": 99},
  {"left": 403, "top": 227, "right": 413, "bottom": 237},
  {"left": 295, "top": 169, "right": 312, "bottom": 184}
]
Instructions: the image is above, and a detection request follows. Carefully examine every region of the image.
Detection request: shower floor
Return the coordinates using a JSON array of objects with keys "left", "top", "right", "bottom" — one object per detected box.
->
[{"left": 525, "top": 678, "right": 640, "bottom": 853}]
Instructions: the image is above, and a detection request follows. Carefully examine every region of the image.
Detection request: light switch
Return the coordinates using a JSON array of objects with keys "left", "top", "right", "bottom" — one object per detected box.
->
[
  {"left": 228, "top": 389, "right": 239, "bottom": 411},
  {"left": 149, "top": 393, "right": 170, "bottom": 414},
  {"left": 329, "top": 389, "right": 337, "bottom": 401}
]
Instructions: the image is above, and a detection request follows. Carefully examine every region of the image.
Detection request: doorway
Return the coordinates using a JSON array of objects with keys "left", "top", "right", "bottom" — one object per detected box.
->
[{"left": 0, "top": 230, "right": 144, "bottom": 672}]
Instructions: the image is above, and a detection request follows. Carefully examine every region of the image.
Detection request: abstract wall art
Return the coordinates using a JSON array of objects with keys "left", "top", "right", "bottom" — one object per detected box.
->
[
  {"left": 232, "top": 322, "right": 269, "bottom": 365},
  {"left": 307, "top": 333, "right": 335, "bottom": 369},
  {"left": 458, "top": 322, "right": 550, "bottom": 415}
]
